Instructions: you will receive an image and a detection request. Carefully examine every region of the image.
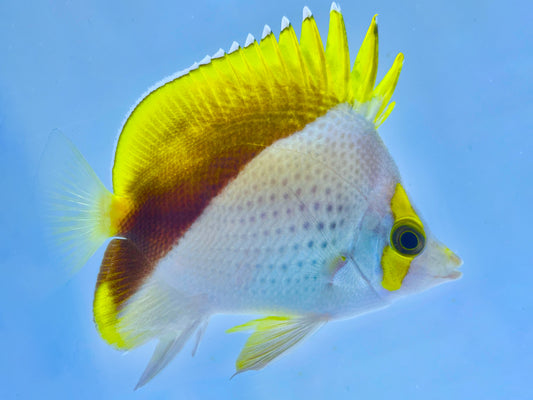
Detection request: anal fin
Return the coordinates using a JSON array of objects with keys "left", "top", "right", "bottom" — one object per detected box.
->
[
  {"left": 227, "top": 315, "right": 326, "bottom": 375},
  {"left": 94, "top": 238, "right": 150, "bottom": 350},
  {"left": 135, "top": 321, "right": 201, "bottom": 390},
  {"left": 123, "top": 281, "right": 209, "bottom": 389},
  {"left": 94, "top": 239, "right": 210, "bottom": 388}
]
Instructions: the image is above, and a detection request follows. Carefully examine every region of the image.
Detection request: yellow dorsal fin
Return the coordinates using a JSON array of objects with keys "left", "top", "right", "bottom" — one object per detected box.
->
[
  {"left": 278, "top": 18, "right": 307, "bottom": 84},
  {"left": 351, "top": 15, "right": 379, "bottom": 106},
  {"left": 326, "top": 4, "right": 350, "bottom": 101},
  {"left": 112, "top": 6, "right": 404, "bottom": 199},
  {"left": 300, "top": 8, "right": 327, "bottom": 90}
]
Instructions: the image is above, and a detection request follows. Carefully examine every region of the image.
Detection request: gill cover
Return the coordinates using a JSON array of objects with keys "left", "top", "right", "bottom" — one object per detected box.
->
[{"left": 381, "top": 184, "right": 426, "bottom": 291}]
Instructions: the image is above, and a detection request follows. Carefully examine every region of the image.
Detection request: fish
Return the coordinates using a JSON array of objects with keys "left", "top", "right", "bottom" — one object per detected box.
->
[{"left": 41, "top": 3, "right": 462, "bottom": 389}]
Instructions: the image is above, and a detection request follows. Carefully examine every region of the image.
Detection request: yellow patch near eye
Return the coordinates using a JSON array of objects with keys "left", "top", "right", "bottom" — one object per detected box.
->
[
  {"left": 390, "top": 184, "right": 423, "bottom": 226},
  {"left": 381, "top": 184, "right": 426, "bottom": 291},
  {"left": 381, "top": 246, "right": 411, "bottom": 291}
]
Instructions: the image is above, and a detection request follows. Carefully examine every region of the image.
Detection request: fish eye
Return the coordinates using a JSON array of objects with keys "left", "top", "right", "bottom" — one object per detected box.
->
[{"left": 391, "top": 222, "right": 425, "bottom": 256}]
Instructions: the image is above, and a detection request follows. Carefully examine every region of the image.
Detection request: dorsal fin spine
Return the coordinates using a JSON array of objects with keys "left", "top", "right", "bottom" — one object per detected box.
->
[
  {"left": 326, "top": 7, "right": 350, "bottom": 102},
  {"left": 244, "top": 33, "right": 255, "bottom": 48},
  {"left": 281, "top": 16, "right": 290, "bottom": 31},
  {"left": 209, "top": 56, "right": 237, "bottom": 107},
  {"left": 351, "top": 15, "right": 379, "bottom": 107},
  {"left": 240, "top": 41, "right": 273, "bottom": 103},
  {"left": 198, "top": 62, "right": 225, "bottom": 111},
  {"left": 187, "top": 72, "right": 217, "bottom": 120},
  {"left": 375, "top": 101, "right": 396, "bottom": 128},
  {"left": 229, "top": 41, "right": 239, "bottom": 53},
  {"left": 251, "top": 40, "right": 276, "bottom": 99},
  {"left": 258, "top": 31, "right": 288, "bottom": 86},
  {"left": 299, "top": 15, "right": 327, "bottom": 92},
  {"left": 278, "top": 23, "right": 308, "bottom": 86},
  {"left": 372, "top": 52, "right": 404, "bottom": 123}
]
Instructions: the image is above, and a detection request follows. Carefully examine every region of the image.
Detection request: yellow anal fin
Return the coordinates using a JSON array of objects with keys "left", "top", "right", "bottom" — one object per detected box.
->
[
  {"left": 135, "top": 321, "right": 204, "bottom": 390},
  {"left": 93, "top": 238, "right": 150, "bottom": 350},
  {"left": 227, "top": 315, "right": 325, "bottom": 374}
]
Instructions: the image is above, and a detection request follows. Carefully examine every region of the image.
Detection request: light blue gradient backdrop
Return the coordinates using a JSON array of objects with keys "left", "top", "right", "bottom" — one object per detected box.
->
[{"left": 1, "top": 1, "right": 531, "bottom": 398}]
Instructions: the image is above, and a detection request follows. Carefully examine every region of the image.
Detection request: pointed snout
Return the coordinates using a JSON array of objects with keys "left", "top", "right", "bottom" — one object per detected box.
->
[{"left": 432, "top": 242, "right": 463, "bottom": 280}]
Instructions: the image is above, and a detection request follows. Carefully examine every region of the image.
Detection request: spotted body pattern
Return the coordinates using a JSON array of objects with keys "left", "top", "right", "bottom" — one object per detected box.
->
[{"left": 155, "top": 104, "right": 397, "bottom": 316}]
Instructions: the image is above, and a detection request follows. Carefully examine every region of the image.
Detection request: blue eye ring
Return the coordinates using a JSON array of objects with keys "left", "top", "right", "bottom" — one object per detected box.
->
[{"left": 391, "top": 221, "right": 425, "bottom": 256}]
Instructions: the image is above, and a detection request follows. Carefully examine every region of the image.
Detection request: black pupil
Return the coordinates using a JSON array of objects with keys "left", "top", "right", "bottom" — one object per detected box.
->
[{"left": 400, "top": 231, "right": 418, "bottom": 250}]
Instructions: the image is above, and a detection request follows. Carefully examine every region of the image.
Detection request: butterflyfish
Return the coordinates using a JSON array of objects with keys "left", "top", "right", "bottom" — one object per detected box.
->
[{"left": 41, "top": 3, "right": 462, "bottom": 388}]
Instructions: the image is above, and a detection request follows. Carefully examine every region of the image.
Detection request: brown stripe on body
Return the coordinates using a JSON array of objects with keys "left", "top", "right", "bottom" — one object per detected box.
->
[
  {"left": 97, "top": 112, "right": 325, "bottom": 308},
  {"left": 123, "top": 145, "right": 261, "bottom": 263},
  {"left": 120, "top": 114, "right": 304, "bottom": 257}
]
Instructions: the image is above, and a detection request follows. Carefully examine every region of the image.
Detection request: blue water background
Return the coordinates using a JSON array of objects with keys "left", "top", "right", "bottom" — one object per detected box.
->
[{"left": 1, "top": 0, "right": 531, "bottom": 398}]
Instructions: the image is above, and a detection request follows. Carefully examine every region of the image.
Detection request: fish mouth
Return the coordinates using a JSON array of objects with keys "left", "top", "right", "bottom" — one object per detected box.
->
[
  {"left": 443, "top": 270, "right": 462, "bottom": 280},
  {"left": 431, "top": 269, "right": 462, "bottom": 280},
  {"left": 444, "top": 247, "right": 463, "bottom": 279},
  {"left": 436, "top": 251, "right": 463, "bottom": 280}
]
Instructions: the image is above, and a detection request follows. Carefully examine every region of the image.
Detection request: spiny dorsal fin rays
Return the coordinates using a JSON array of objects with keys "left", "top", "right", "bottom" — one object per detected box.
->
[
  {"left": 351, "top": 15, "right": 379, "bottom": 107},
  {"left": 375, "top": 101, "right": 396, "bottom": 128},
  {"left": 197, "top": 59, "right": 233, "bottom": 115},
  {"left": 373, "top": 53, "right": 404, "bottom": 126},
  {"left": 326, "top": 5, "right": 350, "bottom": 101},
  {"left": 229, "top": 41, "right": 239, "bottom": 53},
  {"left": 261, "top": 24, "right": 272, "bottom": 40},
  {"left": 210, "top": 50, "right": 250, "bottom": 110},
  {"left": 300, "top": 8, "right": 327, "bottom": 92},
  {"left": 278, "top": 18, "right": 308, "bottom": 85},
  {"left": 259, "top": 27, "right": 288, "bottom": 85},
  {"left": 281, "top": 16, "right": 290, "bottom": 31},
  {"left": 244, "top": 33, "right": 255, "bottom": 47},
  {"left": 241, "top": 39, "right": 277, "bottom": 104},
  {"left": 222, "top": 41, "right": 273, "bottom": 112},
  {"left": 195, "top": 61, "right": 224, "bottom": 116}
]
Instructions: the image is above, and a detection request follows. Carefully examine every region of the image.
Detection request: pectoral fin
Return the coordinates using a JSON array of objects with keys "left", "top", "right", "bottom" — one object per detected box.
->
[{"left": 227, "top": 315, "right": 326, "bottom": 374}]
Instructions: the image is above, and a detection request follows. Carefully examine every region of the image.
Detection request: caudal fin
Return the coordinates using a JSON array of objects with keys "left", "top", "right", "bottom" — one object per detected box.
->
[{"left": 38, "top": 131, "right": 121, "bottom": 273}]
